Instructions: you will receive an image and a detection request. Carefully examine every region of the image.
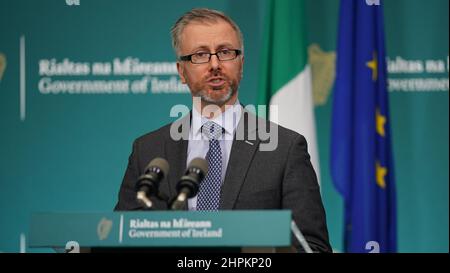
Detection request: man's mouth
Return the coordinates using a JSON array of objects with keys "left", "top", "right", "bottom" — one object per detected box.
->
[{"left": 207, "top": 77, "right": 226, "bottom": 88}]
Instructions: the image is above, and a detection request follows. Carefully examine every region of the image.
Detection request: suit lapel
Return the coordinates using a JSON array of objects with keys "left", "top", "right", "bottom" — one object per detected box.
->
[
  {"left": 164, "top": 113, "right": 190, "bottom": 202},
  {"left": 220, "top": 110, "right": 259, "bottom": 209}
]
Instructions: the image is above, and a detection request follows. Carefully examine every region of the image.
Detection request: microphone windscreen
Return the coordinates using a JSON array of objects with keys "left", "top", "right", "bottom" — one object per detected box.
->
[
  {"left": 188, "top": 157, "right": 208, "bottom": 175},
  {"left": 146, "top": 157, "right": 170, "bottom": 176}
]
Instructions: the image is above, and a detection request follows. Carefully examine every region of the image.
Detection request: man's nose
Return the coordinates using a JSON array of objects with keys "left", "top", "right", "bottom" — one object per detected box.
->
[{"left": 209, "top": 54, "right": 221, "bottom": 70}]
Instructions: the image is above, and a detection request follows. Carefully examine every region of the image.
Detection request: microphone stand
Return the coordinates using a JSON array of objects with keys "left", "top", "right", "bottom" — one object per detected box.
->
[{"left": 291, "top": 220, "right": 313, "bottom": 253}]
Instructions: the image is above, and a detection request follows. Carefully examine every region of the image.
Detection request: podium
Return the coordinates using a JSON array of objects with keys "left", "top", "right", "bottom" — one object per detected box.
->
[{"left": 29, "top": 210, "right": 294, "bottom": 253}]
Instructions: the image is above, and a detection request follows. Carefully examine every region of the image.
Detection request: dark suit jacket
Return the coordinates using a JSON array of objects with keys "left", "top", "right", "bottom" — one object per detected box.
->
[{"left": 115, "top": 110, "right": 332, "bottom": 252}]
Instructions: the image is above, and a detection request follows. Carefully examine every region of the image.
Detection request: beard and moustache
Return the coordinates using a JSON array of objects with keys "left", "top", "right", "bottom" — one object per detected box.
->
[
  {"left": 187, "top": 71, "right": 241, "bottom": 106},
  {"left": 200, "top": 84, "right": 235, "bottom": 105}
]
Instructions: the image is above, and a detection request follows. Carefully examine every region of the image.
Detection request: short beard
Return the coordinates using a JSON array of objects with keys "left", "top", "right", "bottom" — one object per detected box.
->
[{"left": 198, "top": 86, "right": 236, "bottom": 106}]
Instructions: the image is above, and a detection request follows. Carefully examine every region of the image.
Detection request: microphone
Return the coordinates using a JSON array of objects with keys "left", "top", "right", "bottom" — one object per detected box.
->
[
  {"left": 171, "top": 157, "right": 208, "bottom": 210},
  {"left": 136, "top": 157, "right": 169, "bottom": 209}
]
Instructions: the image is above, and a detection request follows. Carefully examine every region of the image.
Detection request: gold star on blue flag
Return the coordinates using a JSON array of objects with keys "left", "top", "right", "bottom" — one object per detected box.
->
[{"left": 367, "top": 52, "right": 378, "bottom": 81}]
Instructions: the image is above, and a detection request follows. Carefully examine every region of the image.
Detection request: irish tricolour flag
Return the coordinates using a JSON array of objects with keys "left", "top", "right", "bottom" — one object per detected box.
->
[{"left": 258, "top": 0, "right": 320, "bottom": 183}]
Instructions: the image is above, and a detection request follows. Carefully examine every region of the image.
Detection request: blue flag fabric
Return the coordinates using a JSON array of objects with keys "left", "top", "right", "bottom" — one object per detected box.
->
[{"left": 331, "top": 0, "right": 397, "bottom": 253}]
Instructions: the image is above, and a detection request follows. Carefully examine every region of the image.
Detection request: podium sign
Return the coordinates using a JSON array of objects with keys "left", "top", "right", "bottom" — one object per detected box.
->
[{"left": 29, "top": 210, "right": 291, "bottom": 248}]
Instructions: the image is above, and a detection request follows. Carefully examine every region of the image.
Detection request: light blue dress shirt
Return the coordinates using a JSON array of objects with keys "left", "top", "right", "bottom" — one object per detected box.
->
[{"left": 187, "top": 100, "right": 242, "bottom": 210}]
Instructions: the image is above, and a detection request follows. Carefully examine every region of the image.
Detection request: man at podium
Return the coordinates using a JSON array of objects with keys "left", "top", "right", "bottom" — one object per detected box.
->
[{"left": 115, "top": 8, "right": 332, "bottom": 253}]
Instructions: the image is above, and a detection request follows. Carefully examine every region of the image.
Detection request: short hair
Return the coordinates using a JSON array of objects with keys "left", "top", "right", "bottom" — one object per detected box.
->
[{"left": 171, "top": 8, "right": 244, "bottom": 57}]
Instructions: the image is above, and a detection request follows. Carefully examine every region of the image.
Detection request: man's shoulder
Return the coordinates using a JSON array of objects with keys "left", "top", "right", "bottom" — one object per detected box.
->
[
  {"left": 243, "top": 110, "right": 305, "bottom": 141},
  {"left": 133, "top": 121, "right": 175, "bottom": 145},
  {"left": 133, "top": 111, "right": 191, "bottom": 143},
  {"left": 268, "top": 118, "right": 303, "bottom": 139}
]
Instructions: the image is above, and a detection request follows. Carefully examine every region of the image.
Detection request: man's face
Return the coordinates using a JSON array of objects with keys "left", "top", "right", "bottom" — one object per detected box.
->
[{"left": 176, "top": 20, "right": 244, "bottom": 106}]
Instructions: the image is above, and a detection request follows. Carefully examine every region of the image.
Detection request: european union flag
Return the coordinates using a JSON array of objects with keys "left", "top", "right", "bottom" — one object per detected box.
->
[{"left": 331, "top": 0, "right": 397, "bottom": 253}]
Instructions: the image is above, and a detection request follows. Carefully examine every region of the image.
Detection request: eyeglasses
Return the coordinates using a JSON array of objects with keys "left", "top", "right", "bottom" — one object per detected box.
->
[{"left": 179, "top": 49, "right": 242, "bottom": 64}]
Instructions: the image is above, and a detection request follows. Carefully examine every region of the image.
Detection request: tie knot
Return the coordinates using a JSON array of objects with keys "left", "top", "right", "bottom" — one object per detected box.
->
[{"left": 202, "top": 121, "right": 223, "bottom": 140}]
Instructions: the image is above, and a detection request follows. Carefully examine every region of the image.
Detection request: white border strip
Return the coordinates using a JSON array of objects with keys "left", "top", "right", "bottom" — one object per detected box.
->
[
  {"left": 20, "top": 35, "right": 26, "bottom": 121},
  {"left": 20, "top": 233, "right": 26, "bottom": 253},
  {"left": 119, "top": 214, "right": 124, "bottom": 243}
]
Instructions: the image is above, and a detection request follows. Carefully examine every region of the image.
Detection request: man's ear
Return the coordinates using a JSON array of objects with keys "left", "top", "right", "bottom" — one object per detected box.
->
[{"left": 177, "top": 62, "right": 187, "bottom": 84}]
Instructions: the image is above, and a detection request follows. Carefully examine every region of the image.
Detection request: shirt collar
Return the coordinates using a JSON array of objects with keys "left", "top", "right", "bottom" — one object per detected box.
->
[{"left": 191, "top": 99, "right": 242, "bottom": 139}]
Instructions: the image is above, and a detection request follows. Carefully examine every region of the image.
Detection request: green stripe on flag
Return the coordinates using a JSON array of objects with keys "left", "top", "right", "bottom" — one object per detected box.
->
[{"left": 258, "top": 0, "right": 309, "bottom": 109}]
